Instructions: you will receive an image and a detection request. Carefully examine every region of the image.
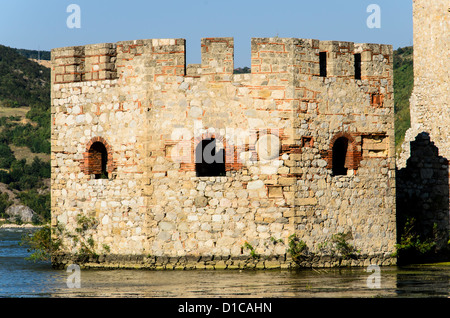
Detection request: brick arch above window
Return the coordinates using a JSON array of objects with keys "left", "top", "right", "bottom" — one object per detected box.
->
[
  {"left": 172, "top": 132, "right": 244, "bottom": 173},
  {"left": 81, "top": 136, "right": 115, "bottom": 178},
  {"left": 321, "top": 132, "right": 362, "bottom": 173}
]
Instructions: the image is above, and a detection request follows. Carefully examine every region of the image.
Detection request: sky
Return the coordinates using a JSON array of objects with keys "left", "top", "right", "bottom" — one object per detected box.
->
[{"left": 0, "top": 0, "right": 413, "bottom": 67}]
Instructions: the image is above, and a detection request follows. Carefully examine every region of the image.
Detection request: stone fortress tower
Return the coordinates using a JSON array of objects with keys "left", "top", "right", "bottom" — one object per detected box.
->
[
  {"left": 396, "top": 0, "right": 450, "bottom": 253},
  {"left": 399, "top": 0, "right": 449, "bottom": 166},
  {"left": 51, "top": 36, "right": 397, "bottom": 268}
]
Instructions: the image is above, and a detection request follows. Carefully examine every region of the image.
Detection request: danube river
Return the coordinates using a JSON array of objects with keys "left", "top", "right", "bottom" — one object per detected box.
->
[{"left": 0, "top": 227, "right": 449, "bottom": 298}]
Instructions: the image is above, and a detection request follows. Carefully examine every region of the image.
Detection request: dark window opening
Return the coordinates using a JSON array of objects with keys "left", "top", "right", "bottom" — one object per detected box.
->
[
  {"left": 302, "top": 136, "right": 313, "bottom": 148},
  {"left": 195, "top": 138, "right": 225, "bottom": 177},
  {"left": 89, "top": 142, "right": 108, "bottom": 179},
  {"left": 332, "top": 137, "right": 348, "bottom": 176},
  {"left": 354, "top": 53, "right": 361, "bottom": 80},
  {"left": 319, "top": 52, "right": 327, "bottom": 77}
]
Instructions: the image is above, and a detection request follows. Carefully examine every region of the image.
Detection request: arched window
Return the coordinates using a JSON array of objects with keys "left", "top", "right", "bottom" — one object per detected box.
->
[
  {"left": 88, "top": 142, "right": 108, "bottom": 179},
  {"left": 332, "top": 137, "right": 348, "bottom": 176},
  {"left": 195, "top": 138, "right": 225, "bottom": 177}
]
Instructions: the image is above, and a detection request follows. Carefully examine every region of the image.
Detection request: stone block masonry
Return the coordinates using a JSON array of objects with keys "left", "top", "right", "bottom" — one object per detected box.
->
[
  {"left": 51, "top": 36, "right": 396, "bottom": 269},
  {"left": 398, "top": 0, "right": 449, "bottom": 168},
  {"left": 397, "top": 0, "right": 450, "bottom": 259}
]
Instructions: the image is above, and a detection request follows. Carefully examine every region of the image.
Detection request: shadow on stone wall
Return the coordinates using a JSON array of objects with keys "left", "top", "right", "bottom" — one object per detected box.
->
[{"left": 396, "top": 132, "right": 450, "bottom": 264}]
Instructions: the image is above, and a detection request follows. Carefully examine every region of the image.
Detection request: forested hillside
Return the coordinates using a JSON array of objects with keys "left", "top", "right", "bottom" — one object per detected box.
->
[
  {"left": 15, "top": 48, "right": 51, "bottom": 61},
  {"left": 393, "top": 46, "right": 414, "bottom": 152},
  {"left": 0, "top": 44, "right": 51, "bottom": 224}
]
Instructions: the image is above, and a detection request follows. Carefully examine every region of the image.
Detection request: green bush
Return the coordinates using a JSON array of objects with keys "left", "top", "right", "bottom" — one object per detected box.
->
[
  {"left": 242, "top": 241, "right": 260, "bottom": 259},
  {"left": 393, "top": 217, "right": 437, "bottom": 262},
  {"left": 317, "top": 232, "right": 359, "bottom": 259},
  {"left": 4, "top": 157, "right": 50, "bottom": 191},
  {"left": 0, "top": 192, "right": 13, "bottom": 218},
  {"left": 20, "top": 225, "right": 60, "bottom": 262},
  {"left": 0, "top": 143, "right": 15, "bottom": 169},
  {"left": 0, "top": 123, "right": 50, "bottom": 154},
  {"left": 287, "top": 234, "right": 308, "bottom": 263}
]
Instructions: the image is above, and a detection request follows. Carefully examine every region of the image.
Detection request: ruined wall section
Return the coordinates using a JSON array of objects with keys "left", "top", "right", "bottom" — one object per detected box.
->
[
  {"left": 288, "top": 39, "right": 396, "bottom": 257},
  {"left": 146, "top": 37, "right": 396, "bottom": 262},
  {"left": 399, "top": 0, "right": 449, "bottom": 167},
  {"left": 396, "top": 0, "right": 450, "bottom": 258},
  {"left": 146, "top": 38, "right": 299, "bottom": 259},
  {"left": 51, "top": 41, "right": 153, "bottom": 256}
]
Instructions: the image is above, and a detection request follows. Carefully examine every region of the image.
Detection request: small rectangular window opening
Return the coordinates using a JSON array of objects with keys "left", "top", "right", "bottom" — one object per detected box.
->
[
  {"left": 354, "top": 53, "right": 361, "bottom": 80},
  {"left": 319, "top": 52, "right": 327, "bottom": 77},
  {"left": 302, "top": 136, "right": 313, "bottom": 148},
  {"left": 332, "top": 137, "right": 349, "bottom": 176},
  {"left": 195, "top": 138, "right": 226, "bottom": 177}
]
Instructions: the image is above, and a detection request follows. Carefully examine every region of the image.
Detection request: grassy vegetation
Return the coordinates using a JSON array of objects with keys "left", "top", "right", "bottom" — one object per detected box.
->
[
  {"left": 0, "top": 45, "right": 50, "bottom": 109},
  {"left": 393, "top": 217, "right": 450, "bottom": 264},
  {"left": 287, "top": 234, "right": 308, "bottom": 263}
]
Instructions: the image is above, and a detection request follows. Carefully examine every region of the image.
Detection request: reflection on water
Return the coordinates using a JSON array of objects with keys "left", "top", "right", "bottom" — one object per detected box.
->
[
  {"left": 1, "top": 228, "right": 449, "bottom": 298},
  {"left": 54, "top": 267, "right": 449, "bottom": 298}
]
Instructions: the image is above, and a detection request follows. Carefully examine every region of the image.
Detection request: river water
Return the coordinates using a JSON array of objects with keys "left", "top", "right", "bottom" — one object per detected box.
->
[{"left": 1, "top": 228, "right": 449, "bottom": 298}]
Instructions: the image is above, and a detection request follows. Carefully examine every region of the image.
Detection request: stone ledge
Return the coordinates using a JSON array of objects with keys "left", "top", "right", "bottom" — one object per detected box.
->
[{"left": 51, "top": 253, "right": 396, "bottom": 270}]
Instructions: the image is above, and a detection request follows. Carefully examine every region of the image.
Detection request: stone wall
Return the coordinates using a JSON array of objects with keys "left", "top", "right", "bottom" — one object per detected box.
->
[
  {"left": 396, "top": 0, "right": 450, "bottom": 259},
  {"left": 398, "top": 0, "right": 449, "bottom": 167},
  {"left": 51, "top": 37, "right": 396, "bottom": 268},
  {"left": 51, "top": 253, "right": 394, "bottom": 270},
  {"left": 51, "top": 40, "right": 152, "bottom": 256}
]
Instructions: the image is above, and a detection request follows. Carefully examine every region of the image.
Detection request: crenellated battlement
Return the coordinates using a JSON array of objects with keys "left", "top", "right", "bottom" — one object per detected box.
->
[
  {"left": 201, "top": 37, "right": 234, "bottom": 79},
  {"left": 51, "top": 37, "right": 392, "bottom": 85},
  {"left": 251, "top": 38, "right": 391, "bottom": 79}
]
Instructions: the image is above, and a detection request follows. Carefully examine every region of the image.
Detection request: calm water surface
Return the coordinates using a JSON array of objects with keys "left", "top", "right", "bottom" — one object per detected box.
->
[{"left": 1, "top": 228, "right": 449, "bottom": 298}]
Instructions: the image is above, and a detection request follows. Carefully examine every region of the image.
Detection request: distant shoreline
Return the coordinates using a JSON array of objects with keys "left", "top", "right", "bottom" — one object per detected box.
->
[{"left": 0, "top": 223, "right": 44, "bottom": 229}]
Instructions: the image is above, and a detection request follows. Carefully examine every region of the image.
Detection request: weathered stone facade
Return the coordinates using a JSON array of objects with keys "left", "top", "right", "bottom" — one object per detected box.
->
[
  {"left": 398, "top": 0, "right": 449, "bottom": 167},
  {"left": 51, "top": 36, "right": 396, "bottom": 268}
]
